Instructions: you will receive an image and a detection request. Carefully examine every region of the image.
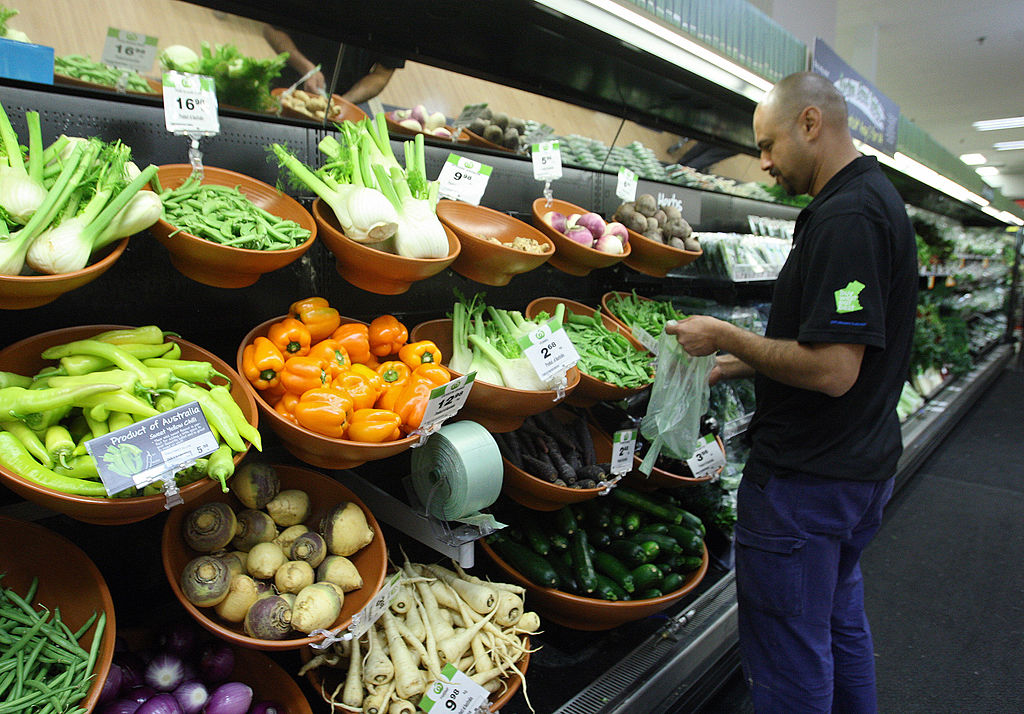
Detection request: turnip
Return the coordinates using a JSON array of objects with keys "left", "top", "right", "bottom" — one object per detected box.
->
[
  {"left": 291, "top": 582, "right": 343, "bottom": 633},
  {"left": 410, "top": 104, "right": 428, "bottom": 126},
  {"left": 564, "top": 225, "right": 595, "bottom": 246},
  {"left": 423, "top": 111, "right": 447, "bottom": 131},
  {"left": 398, "top": 118, "right": 422, "bottom": 132},
  {"left": 575, "top": 212, "right": 606, "bottom": 239},
  {"left": 265, "top": 488, "right": 310, "bottom": 527},
  {"left": 595, "top": 234, "right": 625, "bottom": 254},
  {"left": 180, "top": 556, "right": 232, "bottom": 608},
  {"left": 231, "top": 509, "right": 277, "bottom": 551},
  {"left": 183, "top": 502, "right": 238, "bottom": 553},
  {"left": 603, "top": 221, "right": 629, "bottom": 245},
  {"left": 245, "top": 542, "right": 288, "bottom": 580},
  {"left": 290, "top": 531, "right": 327, "bottom": 568},
  {"left": 316, "top": 554, "right": 363, "bottom": 592},
  {"left": 543, "top": 211, "right": 567, "bottom": 233},
  {"left": 431, "top": 127, "right": 452, "bottom": 140},
  {"left": 272, "top": 525, "right": 308, "bottom": 554},
  {"left": 274, "top": 560, "right": 315, "bottom": 594},
  {"left": 213, "top": 574, "right": 260, "bottom": 623},
  {"left": 320, "top": 502, "right": 374, "bottom": 556},
  {"left": 229, "top": 461, "right": 279, "bottom": 509}
]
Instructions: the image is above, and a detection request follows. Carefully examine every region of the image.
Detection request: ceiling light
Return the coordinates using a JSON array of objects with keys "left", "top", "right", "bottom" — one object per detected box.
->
[
  {"left": 983, "top": 205, "right": 1024, "bottom": 226},
  {"left": 972, "top": 116, "right": 1024, "bottom": 131},
  {"left": 892, "top": 152, "right": 990, "bottom": 207},
  {"left": 975, "top": 166, "right": 999, "bottom": 177},
  {"left": 959, "top": 153, "right": 987, "bottom": 165},
  {"left": 994, "top": 140, "right": 1024, "bottom": 151}
]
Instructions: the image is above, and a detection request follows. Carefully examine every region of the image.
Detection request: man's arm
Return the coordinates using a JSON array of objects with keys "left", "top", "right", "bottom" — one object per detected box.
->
[
  {"left": 340, "top": 64, "right": 395, "bottom": 104},
  {"left": 667, "top": 316, "right": 864, "bottom": 397},
  {"left": 262, "top": 25, "right": 325, "bottom": 93}
]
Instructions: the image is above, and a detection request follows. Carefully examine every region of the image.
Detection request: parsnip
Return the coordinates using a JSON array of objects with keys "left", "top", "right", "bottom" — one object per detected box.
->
[
  {"left": 342, "top": 635, "right": 363, "bottom": 709},
  {"left": 381, "top": 609, "right": 425, "bottom": 699},
  {"left": 362, "top": 621, "right": 394, "bottom": 686}
]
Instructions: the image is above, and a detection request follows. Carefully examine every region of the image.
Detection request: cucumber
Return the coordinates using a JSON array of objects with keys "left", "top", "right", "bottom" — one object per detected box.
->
[
  {"left": 518, "top": 511, "right": 552, "bottom": 556},
  {"left": 554, "top": 504, "right": 579, "bottom": 536},
  {"left": 592, "top": 551, "right": 636, "bottom": 593},
  {"left": 594, "top": 573, "right": 629, "bottom": 601},
  {"left": 659, "top": 572, "right": 685, "bottom": 593},
  {"left": 607, "top": 539, "right": 652, "bottom": 567},
  {"left": 629, "top": 532, "right": 682, "bottom": 556},
  {"left": 570, "top": 530, "right": 598, "bottom": 594},
  {"left": 587, "top": 527, "right": 612, "bottom": 550},
  {"left": 487, "top": 533, "right": 560, "bottom": 588},
  {"left": 630, "top": 563, "right": 663, "bottom": 591}
]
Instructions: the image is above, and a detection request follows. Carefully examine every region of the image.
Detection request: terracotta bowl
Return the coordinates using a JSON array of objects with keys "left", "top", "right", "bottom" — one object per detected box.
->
[
  {"left": 531, "top": 198, "right": 631, "bottom": 276},
  {"left": 0, "top": 238, "right": 128, "bottom": 310},
  {"left": 525, "top": 296, "right": 653, "bottom": 408},
  {"left": 459, "top": 127, "right": 518, "bottom": 153},
  {"left": 312, "top": 199, "right": 460, "bottom": 295},
  {"left": 600, "top": 290, "right": 665, "bottom": 334},
  {"left": 237, "top": 316, "right": 419, "bottom": 469},
  {"left": 148, "top": 165, "right": 317, "bottom": 288},
  {"left": 436, "top": 199, "right": 554, "bottom": 286},
  {"left": 0, "top": 325, "right": 256, "bottom": 525},
  {"left": 0, "top": 516, "right": 116, "bottom": 713},
  {"left": 271, "top": 87, "right": 367, "bottom": 123},
  {"left": 384, "top": 112, "right": 464, "bottom": 142},
  {"left": 588, "top": 423, "right": 721, "bottom": 488},
  {"left": 480, "top": 538, "right": 708, "bottom": 631},
  {"left": 622, "top": 225, "right": 702, "bottom": 277},
  {"left": 54, "top": 73, "right": 162, "bottom": 96},
  {"left": 501, "top": 409, "right": 610, "bottom": 511},
  {"left": 301, "top": 634, "right": 529, "bottom": 711},
  {"left": 409, "top": 319, "right": 580, "bottom": 433},
  {"left": 161, "top": 464, "right": 388, "bottom": 651},
  {"left": 233, "top": 646, "right": 315, "bottom": 712}
]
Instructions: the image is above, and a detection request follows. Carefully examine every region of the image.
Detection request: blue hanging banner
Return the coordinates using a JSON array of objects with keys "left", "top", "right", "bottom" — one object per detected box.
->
[{"left": 812, "top": 38, "right": 899, "bottom": 157}]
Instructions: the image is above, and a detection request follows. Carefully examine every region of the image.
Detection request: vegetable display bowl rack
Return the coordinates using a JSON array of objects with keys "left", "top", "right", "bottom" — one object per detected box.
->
[
  {"left": 148, "top": 164, "right": 318, "bottom": 288},
  {"left": 436, "top": 199, "right": 554, "bottom": 286},
  {"left": 0, "top": 325, "right": 257, "bottom": 525},
  {"left": 458, "top": 126, "right": 518, "bottom": 153},
  {"left": 480, "top": 537, "right": 709, "bottom": 631},
  {"left": 312, "top": 199, "right": 461, "bottom": 295},
  {"left": 589, "top": 423, "right": 722, "bottom": 488},
  {"left": 0, "top": 515, "right": 117, "bottom": 713},
  {"left": 409, "top": 318, "right": 581, "bottom": 433},
  {"left": 0, "top": 237, "right": 129, "bottom": 310},
  {"left": 237, "top": 316, "right": 421, "bottom": 469},
  {"left": 600, "top": 290, "right": 663, "bottom": 333},
  {"left": 524, "top": 296, "right": 653, "bottom": 408},
  {"left": 531, "top": 197, "right": 631, "bottom": 276},
  {"left": 622, "top": 224, "right": 702, "bottom": 277},
  {"left": 161, "top": 464, "right": 388, "bottom": 651}
]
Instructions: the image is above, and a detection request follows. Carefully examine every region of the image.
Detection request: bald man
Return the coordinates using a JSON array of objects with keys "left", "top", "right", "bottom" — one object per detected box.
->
[{"left": 668, "top": 72, "right": 917, "bottom": 712}]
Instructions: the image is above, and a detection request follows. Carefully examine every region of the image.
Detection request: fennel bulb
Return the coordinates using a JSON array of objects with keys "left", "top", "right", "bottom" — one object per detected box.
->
[
  {"left": 393, "top": 195, "right": 449, "bottom": 258},
  {"left": 468, "top": 334, "right": 548, "bottom": 391},
  {"left": 25, "top": 214, "right": 92, "bottom": 274},
  {"left": 0, "top": 165, "right": 45, "bottom": 224},
  {"left": 93, "top": 190, "right": 163, "bottom": 249}
]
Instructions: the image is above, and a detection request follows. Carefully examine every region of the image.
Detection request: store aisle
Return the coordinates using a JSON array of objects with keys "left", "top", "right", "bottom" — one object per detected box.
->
[{"left": 696, "top": 366, "right": 1024, "bottom": 713}]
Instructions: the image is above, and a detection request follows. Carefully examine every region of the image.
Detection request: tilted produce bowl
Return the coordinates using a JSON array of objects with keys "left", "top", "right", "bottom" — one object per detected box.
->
[
  {"left": 409, "top": 318, "right": 580, "bottom": 433},
  {"left": 0, "top": 515, "right": 117, "bottom": 713},
  {"left": 525, "top": 296, "right": 653, "bottom": 408},
  {"left": 237, "top": 316, "right": 420, "bottom": 469},
  {"left": 587, "top": 422, "right": 722, "bottom": 488},
  {"left": 531, "top": 197, "right": 630, "bottom": 276},
  {"left": 161, "top": 464, "right": 388, "bottom": 651},
  {"left": 600, "top": 290, "right": 668, "bottom": 334},
  {"left": 0, "top": 237, "right": 129, "bottom": 310},
  {"left": 0, "top": 325, "right": 257, "bottom": 525},
  {"left": 622, "top": 225, "right": 702, "bottom": 277},
  {"left": 436, "top": 199, "right": 554, "bottom": 286},
  {"left": 384, "top": 111, "right": 465, "bottom": 142},
  {"left": 148, "top": 164, "right": 317, "bottom": 288},
  {"left": 312, "top": 198, "right": 461, "bottom": 295},
  {"left": 271, "top": 87, "right": 367, "bottom": 124},
  {"left": 458, "top": 126, "right": 518, "bottom": 153}
]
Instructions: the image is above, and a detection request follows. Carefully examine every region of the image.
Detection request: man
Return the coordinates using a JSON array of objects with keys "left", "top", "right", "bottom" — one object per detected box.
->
[{"left": 667, "top": 71, "right": 917, "bottom": 712}]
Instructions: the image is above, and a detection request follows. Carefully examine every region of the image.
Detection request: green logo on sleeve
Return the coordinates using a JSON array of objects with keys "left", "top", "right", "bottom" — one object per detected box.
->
[{"left": 834, "top": 280, "right": 865, "bottom": 314}]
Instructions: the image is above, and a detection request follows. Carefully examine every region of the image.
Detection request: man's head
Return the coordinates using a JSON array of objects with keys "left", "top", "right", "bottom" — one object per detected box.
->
[{"left": 753, "top": 71, "right": 855, "bottom": 196}]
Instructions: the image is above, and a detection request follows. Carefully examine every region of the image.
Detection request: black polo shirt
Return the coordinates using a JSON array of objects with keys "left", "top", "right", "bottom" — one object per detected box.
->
[{"left": 744, "top": 156, "right": 917, "bottom": 484}]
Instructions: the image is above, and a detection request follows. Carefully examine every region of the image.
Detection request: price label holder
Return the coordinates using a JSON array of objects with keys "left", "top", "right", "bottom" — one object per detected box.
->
[
  {"left": 85, "top": 400, "right": 218, "bottom": 509},
  {"left": 437, "top": 153, "right": 492, "bottom": 205},
  {"left": 413, "top": 372, "right": 477, "bottom": 443},
  {"left": 162, "top": 71, "right": 220, "bottom": 177},
  {"left": 686, "top": 432, "right": 726, "bottom": 480},
  {"left": 517, "top": 319, "right": 580, "bottom": 391},
  {"left": 600, "top": 427, "right": 638, "bottom": 494},
  {"left": 308, "top": 572, "right": 401, "bottom": 649},
  {"left": 616, "top": 166, "right": 638, "bottom": 202},
  {"left": 419, "top": 663, "right": 490, "bottom": 714},
  {"left": 102, "top": 27, "right": 158, "bottom": 76},
  {"left": 532, "top": 140, "right": 562, "bottom": 181}
]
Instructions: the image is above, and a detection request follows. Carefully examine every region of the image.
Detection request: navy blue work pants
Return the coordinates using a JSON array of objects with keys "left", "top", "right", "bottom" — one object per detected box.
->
[{"left": 734, "top": 473, "right": 894, "bottom": 713}]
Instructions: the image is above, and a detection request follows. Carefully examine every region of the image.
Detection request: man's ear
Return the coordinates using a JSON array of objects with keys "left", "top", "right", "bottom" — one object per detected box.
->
[{"left": 800, "top": 106, "right": 823, "bottom": 140}]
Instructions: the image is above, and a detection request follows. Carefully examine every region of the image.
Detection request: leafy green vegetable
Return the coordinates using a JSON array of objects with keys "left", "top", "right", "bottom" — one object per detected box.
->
[
  {"left": 162, "top": 42, "right": 288, "bottom": 112},
  {"left": 605, "top": 290, "right": 684, "bottom": 337},
  {"left": 560, "top": 310, "right": 654, "bottom": 388}
]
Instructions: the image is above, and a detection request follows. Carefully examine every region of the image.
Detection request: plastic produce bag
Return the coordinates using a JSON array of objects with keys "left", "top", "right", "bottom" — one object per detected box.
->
[{"left": 638, "top": 329, "right": 715, "bottom": 475}]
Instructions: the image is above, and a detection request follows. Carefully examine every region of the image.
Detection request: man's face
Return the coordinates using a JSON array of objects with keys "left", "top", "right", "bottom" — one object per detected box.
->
[{"left": 753, "top": 103, "right": 810, "bottom": 196}]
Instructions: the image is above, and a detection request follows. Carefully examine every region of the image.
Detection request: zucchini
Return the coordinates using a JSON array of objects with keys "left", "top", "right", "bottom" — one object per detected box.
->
[
  {"left": 594, "top": 573, "right": 629, "bottom": 601},
  {"left": 630, "top": 563, "right": 663, "bottom": 591},
  {"left": 630, "top": 539, "right": 661, "bottom": 563},
  {"left": 629, "top": 532, "right": 682, "bottom": 556},
  {"left": 487, "top": 533, "right": 560, "bottom": 588},
  {"left": 548, "top": 549, "right": 580, "bottom": 593},
  {"left": 637, "top": 587, "right": 664, "bottom": 600},
  {"left": 592, "top": 551, "right": 636, "bottom": 593},
  {"left": 676, "top": 555, "right": 705, "bottom": 573},
  {"left": 518, "top": 511, "right": 552, "bottom": 556},
  {"left": 659, "top": 572, "right": 685, "bottom": 593},
  {"left": 611, "top": 487, "right": 688, "bottom": 524},
  {"left": 636, "top": 523, "right": 669, "bottom": 535},
  {"left": 545, "top": 528, "right": 570, "bottom": 552},
  {"left": 673, "top": 510, "right": 706, "bottom": 536},
  {"left": 665, "top": 522, "right": 706, "bottom": 543},
  {"left": 570, "top": 530, "right": 598, "bottom": 594},
  {"left": 581, "top": 499, "right": 611, "bottom": 530},
  {"left": 587, "top": 527, "right": 612, "bottom": 550},
  {"left": 609, "top": 511, "right": 624, "bottom": 529},
  {"left": 607, "top": 539, "right": 652, "bottom": 567},
  {"left": 664, "top": 527, "right": 704, "bottom": 557},
  {"left": 609, "top": 523, "right": 626, "bottom": 539},
  {"left": 622, "top": 510, "right": 643, "bottom": 533},
  {"left": 554, "top": 504, "right": 579, "bottom": 536}
]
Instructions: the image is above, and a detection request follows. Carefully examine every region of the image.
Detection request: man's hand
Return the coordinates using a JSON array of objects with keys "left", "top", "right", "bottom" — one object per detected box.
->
[
  {"left": 304, "top": 71, "right": 326, "bottom": 94},
  {"left": 665, "top": 315, "right": 725, "bottom": 356}
]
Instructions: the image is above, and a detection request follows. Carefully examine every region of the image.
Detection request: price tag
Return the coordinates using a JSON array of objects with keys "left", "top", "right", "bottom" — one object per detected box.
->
[
  {"left": 616, "top": 166, "right": 638, "bottom": 202},
  {"left": 610, "top": 428, "right": 638, "bottom": 476},
  {"left": 85, "top": 401, "right": 218, "bottom": 496},
  {"left": 517, "top": 319, "right": 580, "bottom": 383},
  {"left": 631, "top": 325, "right": 660, "bottom": 355},
  {"left": 419, "top": 663, "right": 490, "bottom": 714},
  {"left": 437, "top": 153, "right": 492, "bottom": 205},
  {"left": 345, "top": 572, "right": 400, "bottom": 641},
  {"left": 418, "top": 373, "right": 476, "bottom": 432},
  {"left": 101, "top": 27, "right": 158, "bottom": 72},
  {"left": 686, "top": 432, "right": 726, "bottom": 480},
  {"left": 162, "top": 71, "right": 219, "bottom": 135},
  {"left": 531, "top": 140, "right": 562, "bottom": 181}
]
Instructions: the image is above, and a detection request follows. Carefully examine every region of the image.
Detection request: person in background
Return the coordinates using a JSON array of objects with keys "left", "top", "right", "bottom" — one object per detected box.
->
[
  {"left": 667, "top": 71, "right": 917, "bottom": 713},
  {"left": 262, "top": 25, "right": 403, "bottom": 104}
]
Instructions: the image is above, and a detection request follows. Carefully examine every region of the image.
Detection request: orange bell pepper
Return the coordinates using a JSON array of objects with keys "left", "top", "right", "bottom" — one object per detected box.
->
[
  {"left": 308, "top": 339, "right": 352, "bottom": 377},
  {"left": 331, "top": 323, "right": 372, "bottom": 365},
  {"left": 267, "top": 317, "right": 312, "bottom": 357},
  {"left": 260, "top": 380, "right": 287, "bottom": 405},
  {"left": 350, "top": 363, "right": 383, "bottom": 392},
  {"left": 242, "top": 337, "right": 285, "bottom": 391},
  {"left": 393, "top": 363, "right": 451, "bottom": 432},
  {"left": 333, "top": 368, "right": 381, "bottom": 411},
  {"left": 293, "top": 387, "right": 353, "bottom": 439},
  {"left": 280, "top": 355, "right": 331, "bottom": 395},
  {"left": 398, "top": 340, "right": 443, "bottom": 369},
  {"left": 274, "top": 391, "right": 300, "bottom": 425},
  {"left": 347, "top": 408, "right": 402, "bottom": 443},
  {"left": 368, "top": 315, "right": 408, "bottom": 357},
  {"left": 375, "top": 360, "right": 411, "bottom": 411},
  {"left": 291, "top": 297, "right": 342, "bottom": 343}
]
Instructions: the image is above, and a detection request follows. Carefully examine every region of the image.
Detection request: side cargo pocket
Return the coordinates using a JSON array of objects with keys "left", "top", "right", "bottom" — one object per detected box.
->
[{"left": 734, "top": 525, "right": 806, "bottom": 616}]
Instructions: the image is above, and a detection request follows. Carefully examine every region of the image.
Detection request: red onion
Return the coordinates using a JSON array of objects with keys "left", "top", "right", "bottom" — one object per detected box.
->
[
  {"left": 171, "top": 679, "right": 209, "bottom": 714},
  {"left": 98, "top": 663, "right": 124, "bottom": 703},
  {"left": 157, "top": 623, "right": 201, "bottom": 659},
  {"left": 145, "top": 653, "right": 187, "bottom": 692},
  {"left": 198, "top": 641, "right": 235, "bottom": 683},
  {"left": 205, "top": 682, "right": 253, "bottom": 714},
  {"left": 124, "top": 686, "right": 158, "bottom": 705},
  {"left": 99, "top": 699, "right": 142, "bottom": 714},
  {"left": 114, "top": 652, "right": 146, "bottom": 690},
  {"left": 135, "top": 693, "right": 184, "bottom": 714},
  {"left": 246, "top": 702, "right": 283, "bottom": 714}
]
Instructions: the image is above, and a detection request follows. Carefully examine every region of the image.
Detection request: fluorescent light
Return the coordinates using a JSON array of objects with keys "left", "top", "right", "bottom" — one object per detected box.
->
[
  {"left": 976, "top": 166, "right": 999, "bottom": 177},
  {"left": 892, "top": 152, "right": 990, "bottom": 207},
  {"left": 994, "top": 140, "right": 1024, "bottom": 151},
  {"left": 534, "top": 0, "right": 772, "bottom": 103},
  {"left": 959, "top": 153, "right": 987, "bottom": 165},
  {"left": 983, "top": 206, "right": 1024, "bottom": 226},
  {"left": 972, "top": 116, "right": 1024, "bottom": 131}
]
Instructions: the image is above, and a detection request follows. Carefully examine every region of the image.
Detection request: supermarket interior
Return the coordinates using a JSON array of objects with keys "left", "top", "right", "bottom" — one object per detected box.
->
[{"left": 0, "top": 0, "right": 1022, "bottom": 712}]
